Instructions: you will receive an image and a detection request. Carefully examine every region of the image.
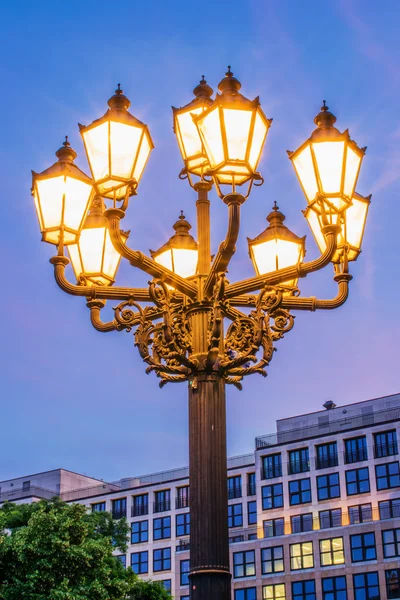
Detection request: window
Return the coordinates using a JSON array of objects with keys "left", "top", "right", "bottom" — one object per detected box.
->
[
  {"left": 291, "top": 513, "right": 313, "bottom": 534},
  {"left": 353, "top": 573, "right": 380, "bottom": 600},
  {"left": 316, "top": 442, "right": 338, "bottom": 469},
  {"left": 379, "top": 498, "right": 400, "bottom": 519},
  {"left": 345, "top": 467, "right": 370, "bottom": 495},
  {"left": 153, "top": 547, "right": 171, "bottom": 571},
  {"left": 235, "top": 589, "right": 257, "bottom": 600},
  {"left": 176, "top": 512, "right": 190, "bottom": 537},
  {"left": 22, "top": 481, "right": 30, "bottom": 491},
  {"left": 112, "top": 498, "right": 126, "bottom": 519},
  {"left": 262, "top": 483, "right": 283, "bottom": 509},
  {"left": 350, "top": 532, "right": 376, "bottom": 562},
  {"left": 290, "top": 542, "right": 314, "bottom": 570},
  {"left": 382, "top": 528, "right": 400, "bottom": 558},
  {"left": 176, "top": 486, "right": 190, "bottom": 509},
  {"left": 228, "top": 475, "right": 242, "bottom": 499},
  {"left": 263, "top": 518, "right": 284, "bottom": 538},
  {"left": 348, "top": 503, "right": 372, "bottom": 524},
  {"left": 228, "top": 503, "right": 243, "bottom": 528},
  {"left": 319, "top": 508, "right": 342, "bottom": 529},
  {"left": 386, "top": 569, "right": 400, "bottom": 599},
  {"left": 131, "top": 551, "right": 148, "bottom": 574},
  {"left": 345, "top": 436, "right": 368, "bottom": 463},
  {"left": 131, "top": 520, "right": 148, "bottom": 544},
  {"left": 292, "top": 580, "right": 316, "bottom": 600},
  {"left": 317, "top": 473, "right": 340, "bottom": 501},
  {"left": 262, "top": 453, "right": 282, "bottom": 479},
  {"left": 376, "top": 462, "right": 400, "bottom": 490},
  {"left": 261, "top": 546, "right": 284, "bottom": 574},
  {"left": 154, "top": 490, "right": 171, "bottom": 513},
  {"left": 181, "top": 597, "right": 189, "bottom": 600},
  {"left": 289, "top": 448, "right": 310, "bottom": 474},
  {"left": 289, "top": 478, "right": 311, "bottom": 505},
  {"left": 153, "top": 516, "right": 171, "bottom": 540},
  {"left": 322, "top": 576, "right": 347, "bottom": 600},
  {"left": 132, "top": 493, "right": 148, "bottom": 517},
  {"left": 161, "top": 580, "right": 171, "bottom": 592},
  {"left": 319, "top": 537, "right": 344, "bottom": 566},
  {"left": 375, "top": 430, "right": 398, "bottom": 458},
  {"left": 180, "top": 559, "right": 190, "bottom": 586},
  {"left": 263, "top": 584, "right": 285, "bottom": 600},
  {"left": 247, "top": 472, "right": 256, "bottom": 496},
  {"left": 248, "top": 501, "right": 257, "bottom": 525},
  {"left": 116, "top": 554, "right": 126, "bottom": 568},
  {"left": 233, "top": 550, "right": 256, "bottom": 578},
  {"left": 92, "top": 502, "right": 106, "bottom": 512}
]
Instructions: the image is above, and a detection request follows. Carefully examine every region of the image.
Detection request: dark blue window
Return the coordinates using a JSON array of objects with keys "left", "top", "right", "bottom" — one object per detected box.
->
[
  {"left": 322, "top": 576, "right": 347, "bottom": 600},
  {"left": 248, "top": 501, "right": 257, "bottom": 525},
  {"left": 317, "top": 473, "right": 340, "bottom": 500},
  {"left": 345, "top": 467, "right": 370, "bottom": 495},
  {"left": 131, "top": 520, "right": 148, "bottom": 544},
  {"left": 153, "top": 547, "right": 171, "bottom": 571},
  {"left": 176, "top": 512, "right": 190, "bottom": 536},
  {"left": 153, "top": 516, "right": 171, "bottom": 540},
  {"left": 228, "top": 503, "right": 243, "bottom": 528},
  {"left": 234, "top": 589, "right": 256, "bottom": 600},
  {"left": 262, "top": 483, "right": 283, "bottom": 509},
  {"left": 180, "top": 559, "right": 190, "bottom": 586},
  {"left": 350, "top": 532, "right": 376, "bottom": 562},
  {"left": 353, "top": 572, "right": 380, "bottom": 600},
  {"left": 292, "top": 580, "right": 316, "bottom": 600},
  {"left": 131, "top": 551, "right": 148, "bottom": 574},
  {"left": 289, "top": 478, "right": 311, "bottom": 505},
  {"left": 376, "top": 462, "right": 400, "bottom": 490},
  {"left": 262, "top": 454, "right": 282, "bottom": 479}
]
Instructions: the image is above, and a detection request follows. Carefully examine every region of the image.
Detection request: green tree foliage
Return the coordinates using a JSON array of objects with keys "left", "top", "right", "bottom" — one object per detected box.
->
[{"left": 0, "top": 499, "right": 171, "bottom": 600}]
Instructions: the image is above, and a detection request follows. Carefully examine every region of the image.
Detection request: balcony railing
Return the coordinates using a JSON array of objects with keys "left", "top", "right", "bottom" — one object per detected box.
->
[
  {"left": 344, "top": 448, "right": 368, "bottom": 464},
  {"left": 153, "top": 500, "right": 171, "bottom": 513},
  {"left": 176, "top": 496, "right": 190, "bottom": 509},
  {"left": 0, "top": 485, "right": 57, "bottom": 503},
  {"left": 112, "top": 509, "right": 127, "bottom": 520},
  {"left": 374, "top": 442, "right": 399, "bottom": 458},
  {"left": 287, "top": 460, "right": 310, "bottom": 475},
  {"left": 131, "top": 504, "right": 148, "bottom": 517},
  {"left": 315, "top": 454, "right": 339, "bottom": 469},
  {"left": 228, "top": 486, "right": 242, "bottom": 500}
]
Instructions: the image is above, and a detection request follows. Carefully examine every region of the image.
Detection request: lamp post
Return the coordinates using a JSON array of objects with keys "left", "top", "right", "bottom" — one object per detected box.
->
[{"left": 31, "top": 72, "right": 370, "bottom": 600}]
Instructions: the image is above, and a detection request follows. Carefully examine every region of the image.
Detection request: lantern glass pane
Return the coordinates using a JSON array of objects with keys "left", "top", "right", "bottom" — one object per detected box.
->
[
  {"left": 36, "top": 176, "right": 64, "bottom": 229},
  {"left": 154, "top": 248, "right": 173, "bottom": 272},
  {"left": 197, "top": 107, "right": 224, "bottom": 167},
  {"left": 64, "top": 177, "right": 93, "bottom": 232},
  {"left": 83, "top": 122, "right": 109, "bottom": 181},
  {"left": 293, "top": 145, "right": 318, "bottom": 202},
  {"left": 68, "top": 243, "right": 83, "bottom": 280},
  {"left": 171, "top": 248, "right": 198, "bottom": 279},
  {"left": 133, "top": 132, "right": 151, "bottom": 183},
  {"left": 345, "top": 196, "right": 368, "bottom": 250},
  {"left": 79, "top": 227, "right": 106, "bottom": 273},
  {"left": 103, "top": 229, "right": 122, "bottom": 279},
  {"left": 223, "top": 108, "right": 252, "bottom": 160},
  {"left": 110, "top": 122, "right": 142, "bottom": 179},
  {"left": 313, "top": 141, "right": 345, "bottom": 194},
  {"left": 177, "top": 106, "right": 204, "bottom": 159},
  {"left": 252, "top": 239, "right": 302, "bottom": 275},
  {"left": 249, "top": 111, "right": 268, "bottom": 170},
  {"left": 344, "top": 146, "right": 361, "bottom": 198},
  {"left": 305, "top": 209, "right": 326, "bottom": 254},
  {"left": 33, "top": 191, "right": 44, "bottom": 230}
]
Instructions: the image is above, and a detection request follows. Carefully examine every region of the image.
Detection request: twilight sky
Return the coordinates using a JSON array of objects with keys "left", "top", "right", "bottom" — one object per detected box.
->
[{"left": 0, "top": 0, "right": 399, "bottom": 483}]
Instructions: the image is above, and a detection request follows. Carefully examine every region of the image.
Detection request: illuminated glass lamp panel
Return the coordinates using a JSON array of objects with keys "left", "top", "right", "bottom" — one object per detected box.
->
[
  {"left": 248, "top": 203, "right": 305, "bottom": 289},
  {"left": 288, "top": 102, "right": 365, "bottom": 213},
  {"left": 79, "top": 85, "right": 154, "bottom": 200},
  {"left": 194, "top": 68, "right": 271, "bottom": 187},
  {"left": 151, "top": 212, "right": 198, "bottom": 281},
  {"left": 68, "top": 197, "right": 127, "bottom": 286},
  {"left": 173, "top": 76, "right": 214, "bottom": 176},
  {"left": 32, "top": 138, "right": 93, "bottom": 245}
]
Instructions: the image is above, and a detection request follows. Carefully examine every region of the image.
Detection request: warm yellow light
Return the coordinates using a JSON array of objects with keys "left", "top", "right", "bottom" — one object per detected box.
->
[
  {"left": 32, "top": 139, "right": 94, "bottom": 245},
  {"left": 248, "top": 203, "right": 305, "bottom": 289},
  {"left": 80, "top": 85, "right": 153, "bottom": 200},
  {"left": 194, "top": 67, "right": 271, "bottom": 190},
  {"left": 68, "top": 197, "right": 125, "bottom": 286},
  {"left": 289, "top": 101, "right": 365, "bottom": 212},
  {"left": 151, "top": 212, "right": 198, "bottom": 282}
]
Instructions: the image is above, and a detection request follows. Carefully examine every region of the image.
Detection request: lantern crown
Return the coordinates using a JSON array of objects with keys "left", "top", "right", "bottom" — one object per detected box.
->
[
  {"left": 248, "top": 202, "right": 306, "bottom": 249},
  {"left": 107, "top": 83, "right": 131, "bottom": 111},
  {"left": 313, "top": 100, "right": 337, "bottom": 130},
  {"left": 55, "top": 136, "right": 78, "bottom": 163},
  {"left": 193, "top": 75, "right": 213, "bottom": 100},
  {"left": 217, "top": 66, "right": 242, "bottom": 95}
]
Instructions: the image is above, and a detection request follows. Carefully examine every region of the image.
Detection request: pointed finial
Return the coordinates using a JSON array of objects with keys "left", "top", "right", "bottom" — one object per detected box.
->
[
  {"left": 314, "top": 100, "right": 336, "bottom": 129},
  {"left": 108, "top": 83, "right": 131, "bottom": 110},
  {"left": 180, "top": 210, "right": 185, "bottom": 219},
  {"left": 321, "top": 100, "right": 328, "bottom": 112},
  {"left": 218, "top": 66, "right": 241, "bottom": 94},
  {"left": 226, "top": 65, "right": 232, "bottom": 76},
  {"left": 273, "top": 201, "right": 279, "bottom": 212},
  {"left": 56, "top": 135, "right": 77, "bottom": 162},
  {"left": 116, "top": 83, "right": 123, "bottom": 95},
  {"left": 193, "top": 75, "right": 213, "bottom": 99},
  {"left": 63, "top": 135, "right": 70, "bottom": 147}
]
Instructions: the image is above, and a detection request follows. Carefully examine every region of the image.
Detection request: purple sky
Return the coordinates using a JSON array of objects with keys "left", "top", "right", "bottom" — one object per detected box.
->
[{"left": 1, "top": 0, "right": 399, "bottom": 483}]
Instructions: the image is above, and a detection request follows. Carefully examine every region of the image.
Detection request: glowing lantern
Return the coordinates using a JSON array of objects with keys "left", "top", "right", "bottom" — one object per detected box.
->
[{"left": 151, "top": 212, "right": 198, "bottom": 279}]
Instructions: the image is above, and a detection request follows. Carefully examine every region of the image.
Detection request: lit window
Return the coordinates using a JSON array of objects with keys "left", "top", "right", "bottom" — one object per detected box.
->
[
  {"left": 263, "top": 584, "right": 285, "bottom": 600},
  {"left": 290, "top": 542, "right": 314, "bottom": 570},
  {"left": 319, "top": 537, "right": 345, "bottom": 566}
]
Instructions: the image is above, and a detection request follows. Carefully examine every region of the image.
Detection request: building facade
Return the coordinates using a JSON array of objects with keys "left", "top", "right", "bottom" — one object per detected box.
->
[{"left": 1, "top": 393, "right": 399, "bottom": 600}]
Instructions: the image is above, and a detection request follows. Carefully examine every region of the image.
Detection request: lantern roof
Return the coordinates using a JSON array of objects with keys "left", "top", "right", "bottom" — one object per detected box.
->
[
  {"left": 32, "top": 137, "right": 93, "bottom": 183},
  {"left": 248, "top": 202, "right": 306, "bottom": 247},
  {"left": 215, "top": 66, "right": 259, "bottom": 108},
  {"left": 150, "top": 211, "right": 198, "bottom": 257},
  {"left": 172, "top": 76, "right": 214, "bottom": 116}
]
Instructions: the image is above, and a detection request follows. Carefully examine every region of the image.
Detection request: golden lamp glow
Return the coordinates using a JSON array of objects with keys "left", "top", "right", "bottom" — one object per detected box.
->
[
  {"left": 288, "top": 101, "right": 366, "bottom": 214},
  {"left": 79, "top": 84, "right": 154, "bottom": 200},
  {"left": 248, "top": 202, "right": 306, "bottom": 288},
  {"left": 304, "top": 191, "right": 371, "bottom": 263},
  {"left": 68, "top": 196, "right": 127, "bottom": 286},
  {"left": 173, "top": 76, "right": 214, "bottom": 176},
  {"left": 151, "top": 212, "right": 198, "bottom": 280},
  {"left": 193, "top": 67, "right": 272, "bottom": 188},
  {"left": 32, "top": 137, "right": 94, "bottom": 245}
]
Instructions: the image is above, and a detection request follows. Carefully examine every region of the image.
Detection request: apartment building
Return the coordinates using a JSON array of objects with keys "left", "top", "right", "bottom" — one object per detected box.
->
[{"left": 1, "top": 393, "right": 399, "bottom": 600}]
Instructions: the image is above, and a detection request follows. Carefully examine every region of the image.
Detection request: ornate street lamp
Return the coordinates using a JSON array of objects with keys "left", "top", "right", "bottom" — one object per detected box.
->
[{"left": 31, "top": 74, "right": 371, "bottom": 600}]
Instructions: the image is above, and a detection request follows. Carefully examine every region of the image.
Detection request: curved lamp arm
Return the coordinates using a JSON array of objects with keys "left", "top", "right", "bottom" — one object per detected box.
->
[
  {"left": 50, "top": 256, "right": 152, "bottom": 302},
  {"left": 105, "top": 208, "right": 197, "bottom": 299},
  {"left": 86, "top": 300, "right": 118, "bottom": 332},
  {"left": 203, "top": 194, "right": 245, "bottom": 298},
  {"left": 281, "top": 272, "right": 352, "bottom": 312},
  {"left": 224, "top": 224, "right": 341, "bottom": 299}
]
